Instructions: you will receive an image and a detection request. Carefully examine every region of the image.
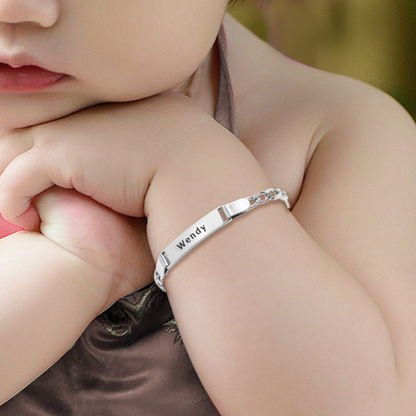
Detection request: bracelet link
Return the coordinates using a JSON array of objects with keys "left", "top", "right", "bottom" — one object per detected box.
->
[
  {"left": 248, "top": 188, "right": 290, "bottom": 211},
  {"left": 250, "top": 191, "right": 269, "bottom": 209},
  {"left": 267, "top": 188, "right": 290, "bottom": 209}
]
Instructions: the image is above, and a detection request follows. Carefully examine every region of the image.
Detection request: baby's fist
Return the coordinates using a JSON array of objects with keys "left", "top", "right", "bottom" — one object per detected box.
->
[{"left": 35, "top": 187, "right": 154, "bottom": 308}]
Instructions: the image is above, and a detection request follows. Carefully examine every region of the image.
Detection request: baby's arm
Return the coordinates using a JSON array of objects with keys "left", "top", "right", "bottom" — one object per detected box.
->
[
  {"left": 1, "top": 92, "right": 415, "bottom": 414},
  {"left": 143, "top": 95, "right": 416, "bottom": 414},
  {"left": 0, "top": 188, "right": 153, "bottom": 405},
  {"left": 0, "top": 231, "right": 108, "bottom": 404}
]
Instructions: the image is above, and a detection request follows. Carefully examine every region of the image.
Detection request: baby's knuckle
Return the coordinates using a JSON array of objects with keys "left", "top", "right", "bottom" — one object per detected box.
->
[
  {"left": 0, "top": 165, "right": 17, "bottom": 193},
  {"left": 31, "top": 125, "right": 57, "bottom": 152}
]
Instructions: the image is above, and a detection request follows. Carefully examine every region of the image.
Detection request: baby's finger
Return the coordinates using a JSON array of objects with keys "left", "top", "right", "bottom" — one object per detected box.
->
[
  {"left": 0, "top": 129, "right": 33, "bottom": 174},
  {"left": 0, "top": 148, "right": 55, "bottom": 229}
]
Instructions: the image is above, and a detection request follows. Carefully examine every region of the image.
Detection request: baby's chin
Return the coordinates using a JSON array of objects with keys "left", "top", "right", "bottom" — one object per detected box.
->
[{"left": 0, "top": 85, "right": 188, "bottom": 132}]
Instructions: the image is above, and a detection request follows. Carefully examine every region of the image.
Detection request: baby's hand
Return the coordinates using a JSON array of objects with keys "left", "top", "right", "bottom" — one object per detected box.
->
[
  {"left": 0, "top": 92, "right": 213, "bottom": 230},
  {"left": 34, "top": 187, "right": 154, "bottom": 308}
]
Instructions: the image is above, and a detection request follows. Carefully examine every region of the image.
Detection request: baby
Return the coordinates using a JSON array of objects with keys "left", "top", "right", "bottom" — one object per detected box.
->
[{"left": 0, "top": 0, "right": 416, "bottom": 415}]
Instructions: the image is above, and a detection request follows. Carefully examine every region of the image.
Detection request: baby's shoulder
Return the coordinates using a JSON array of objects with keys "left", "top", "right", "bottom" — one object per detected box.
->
[
  {"left": 227, "top": 14, "right": 410, "bottom": 137},
  {"left": 227, "top": 13, "right": 410, "bottom": 129},
  {"left": 258, "top": 52, "right": 411, "bottom": 153}
]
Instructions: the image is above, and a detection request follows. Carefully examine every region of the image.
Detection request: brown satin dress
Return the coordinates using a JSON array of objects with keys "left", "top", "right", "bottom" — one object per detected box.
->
[{"left": 1, "top": 27, "right": 236, "bottom": 416}]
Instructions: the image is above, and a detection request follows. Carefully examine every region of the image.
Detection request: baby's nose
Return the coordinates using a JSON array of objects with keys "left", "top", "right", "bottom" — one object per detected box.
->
[{"left": 0, "top": 0, "right": 59, "bottom": 28}]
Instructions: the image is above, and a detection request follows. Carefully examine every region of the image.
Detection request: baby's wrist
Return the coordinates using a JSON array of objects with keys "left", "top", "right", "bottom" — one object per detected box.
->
[{"left": 144, "top": 126, "right": 272, "bottom": 259}]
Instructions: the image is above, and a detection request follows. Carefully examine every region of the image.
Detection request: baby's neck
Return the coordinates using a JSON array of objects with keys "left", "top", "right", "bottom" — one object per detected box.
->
[{"left": 172, "top": 46, "right": 219, "bottom": 118}]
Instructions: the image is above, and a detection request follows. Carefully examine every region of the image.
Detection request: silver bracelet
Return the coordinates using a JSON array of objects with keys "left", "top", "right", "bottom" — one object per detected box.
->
[{"left": 154, "top": 188, "right": 290, "bottom": 292}]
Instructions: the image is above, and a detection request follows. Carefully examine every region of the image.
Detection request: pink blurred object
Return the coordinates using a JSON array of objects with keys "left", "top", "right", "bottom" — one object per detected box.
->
[{"left": 0, "top": 213, "right": 25, "bottom": 238}]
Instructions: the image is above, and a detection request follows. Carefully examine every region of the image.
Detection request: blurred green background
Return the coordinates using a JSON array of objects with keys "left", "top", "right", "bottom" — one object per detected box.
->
[{"left": 229, "top": 0, "right": 416, "bottom": 119}]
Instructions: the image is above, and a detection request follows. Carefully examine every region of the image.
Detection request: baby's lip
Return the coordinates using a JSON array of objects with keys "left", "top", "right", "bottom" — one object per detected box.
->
[
  {"left": 0, "top": 51, "right": 67, "bottom": 74},
  {"left": 0, "top": 51, "right": 43, "bottom": 68},
  {"left": 0, "top": 64, "right": 68, "bottom": 93},
  {"left": 0, "top": 52, "right": 69, "bottom": 93}
]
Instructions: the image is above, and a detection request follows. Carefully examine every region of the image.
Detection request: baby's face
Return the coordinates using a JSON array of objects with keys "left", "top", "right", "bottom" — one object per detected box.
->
[{"left": 0, "top": 0, "right": 228, "bottom": 128}]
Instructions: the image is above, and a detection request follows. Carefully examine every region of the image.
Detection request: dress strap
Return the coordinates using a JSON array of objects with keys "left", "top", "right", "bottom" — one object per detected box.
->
[{"left": 214, "top": 25, "right": 238, "bottom": 137}]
